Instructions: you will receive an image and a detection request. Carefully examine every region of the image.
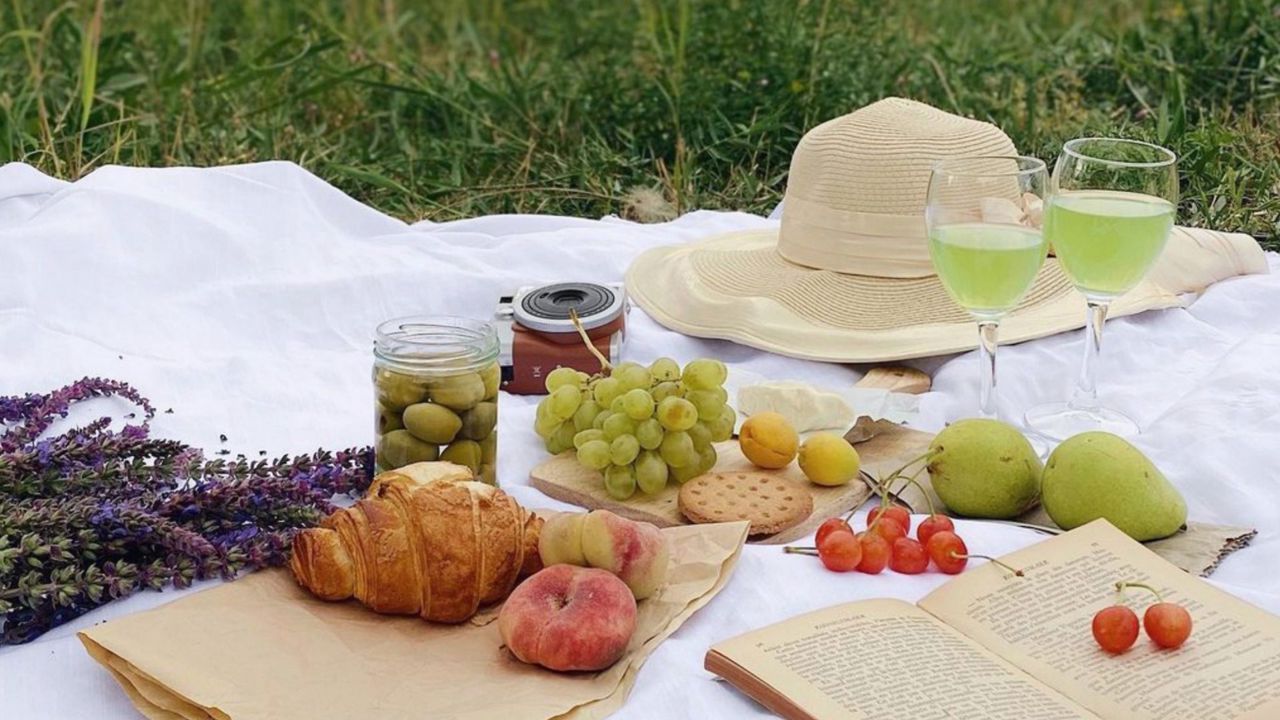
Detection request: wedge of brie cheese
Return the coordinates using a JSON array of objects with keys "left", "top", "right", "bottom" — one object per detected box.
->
[{"left": 737, "top": 381, "right": 856, "bottom": 433}]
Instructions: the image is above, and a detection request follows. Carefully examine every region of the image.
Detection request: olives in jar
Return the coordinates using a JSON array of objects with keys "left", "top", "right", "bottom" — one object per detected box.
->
[
  {"left": 403, "top": 403, "right": 463, "bottom": 445},
  {"left": 374, "top": 316, "right": 500, "bottom": 483},
  {"left": 376, "top": 369, "right": 429, "bottom": 411},
  {"left": 458, "top": 402, "right": 497, "bottom": 441},
  {"left": 428, "top": 372, "right": 487, "bottom": 411},
  {"left": 377, "top": 402, "right": 405, "bottom": 434},
  {"left": 378, "top": 429, "right": 439, "bottom": 470},
  {"left": 480, "top": 363, "right": 501, "bottom": 401},
  {"left": 441, "top": 439, "right": 483, "bottom": 474}
]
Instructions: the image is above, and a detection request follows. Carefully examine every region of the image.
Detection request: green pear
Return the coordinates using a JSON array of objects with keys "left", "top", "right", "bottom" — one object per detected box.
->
[
  {"left": 927, "top": 419, "right": 1042, "bottom": 519},
  {"left": 1041, "top": 432, "right": 1186, "bottom": 541}
]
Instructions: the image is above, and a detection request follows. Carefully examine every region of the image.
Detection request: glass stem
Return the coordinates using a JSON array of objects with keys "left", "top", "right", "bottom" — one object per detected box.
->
[
  {"left": 1069, "top": 301, "right": 1110, "bottom": 412},
  {"left": 977, "top": 320, "right": 1000, "bottom": 419}
]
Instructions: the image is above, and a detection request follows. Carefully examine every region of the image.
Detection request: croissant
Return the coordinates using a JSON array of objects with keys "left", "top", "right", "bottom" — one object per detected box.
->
[{"left": 290, "top": 462, "right": 543, "bottom": 623}]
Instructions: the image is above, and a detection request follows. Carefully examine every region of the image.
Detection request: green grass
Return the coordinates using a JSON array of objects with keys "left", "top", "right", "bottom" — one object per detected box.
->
[{"left": 1, "top": 0, "right": 1277, "bottom": 245}]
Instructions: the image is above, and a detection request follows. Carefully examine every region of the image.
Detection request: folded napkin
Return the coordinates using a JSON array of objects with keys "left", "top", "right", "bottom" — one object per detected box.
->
[{"left": 1149, "top": 226, "right": 1270, "bottom": 295}]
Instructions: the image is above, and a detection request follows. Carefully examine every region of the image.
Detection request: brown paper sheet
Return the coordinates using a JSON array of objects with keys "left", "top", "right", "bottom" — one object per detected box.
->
[
  {"left": 79, "top": 521, "right": 751, "bottom": 720},
  {"left": 849, "top": 419, "right": 1256, "bottom": 577}
]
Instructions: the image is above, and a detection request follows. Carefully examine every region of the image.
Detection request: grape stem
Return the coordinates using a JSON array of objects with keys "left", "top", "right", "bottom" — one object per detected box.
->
[
  {"left": 1115, "top": 581, "right": 1163, "bottom": 603},
  {"left": 569, "top": 309, "right": 613, "bottom": 373}
]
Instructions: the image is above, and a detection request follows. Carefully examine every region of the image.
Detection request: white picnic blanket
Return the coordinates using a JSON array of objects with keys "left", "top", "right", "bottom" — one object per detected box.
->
[{"left": 1, "top": 161, "right": 1278, "bottom": 719}]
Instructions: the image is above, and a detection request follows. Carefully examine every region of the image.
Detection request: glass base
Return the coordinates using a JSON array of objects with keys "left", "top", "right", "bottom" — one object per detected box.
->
[{"left": 1023, "top": 401, "right": 1140, "bottom": 443}]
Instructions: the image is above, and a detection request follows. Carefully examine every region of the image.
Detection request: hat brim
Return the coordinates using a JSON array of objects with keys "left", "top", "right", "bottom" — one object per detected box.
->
[{"left": 626, "top": 228, "right": 1183, "bottom": 363}]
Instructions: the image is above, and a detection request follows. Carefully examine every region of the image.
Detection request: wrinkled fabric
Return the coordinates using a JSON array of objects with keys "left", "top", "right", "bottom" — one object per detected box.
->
[{"left": 1, "top": 161, "right": 1277, "bottom": 719}]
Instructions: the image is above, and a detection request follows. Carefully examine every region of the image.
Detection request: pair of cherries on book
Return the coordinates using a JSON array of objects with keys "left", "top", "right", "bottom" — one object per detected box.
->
[{"left": 1092, "top": 581, "right": 1193, "bottom": 653}]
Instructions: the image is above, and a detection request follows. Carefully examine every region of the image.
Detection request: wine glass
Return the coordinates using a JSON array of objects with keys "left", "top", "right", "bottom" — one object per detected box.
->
[
  {"left": 926, "top": 156, "right": 1049, "bottom": 419},
  {"left": 1025, "top": 138, "right": 1178, "bottom": 440}
]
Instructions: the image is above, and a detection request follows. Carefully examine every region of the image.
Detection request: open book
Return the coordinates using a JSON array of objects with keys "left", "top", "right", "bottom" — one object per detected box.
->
[{"left": 706, "top": 520, "right": 1280, "bottom": 720}]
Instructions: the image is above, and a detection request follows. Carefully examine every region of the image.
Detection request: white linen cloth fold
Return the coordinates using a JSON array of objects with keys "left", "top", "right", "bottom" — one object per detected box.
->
[{"left": 1, "top": 161, "right": 1277, "bottom": 719}]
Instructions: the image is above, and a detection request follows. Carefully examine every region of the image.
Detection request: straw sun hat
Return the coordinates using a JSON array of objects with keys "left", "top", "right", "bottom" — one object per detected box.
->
[{"left": 626, "top": 98, "right": 1266, "bottom": 363}]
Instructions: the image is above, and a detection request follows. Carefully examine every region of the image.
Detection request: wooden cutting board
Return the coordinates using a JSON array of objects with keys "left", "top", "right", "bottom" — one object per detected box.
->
[{"left": 529, "top": 367, "right": 930, "bottom": 544}]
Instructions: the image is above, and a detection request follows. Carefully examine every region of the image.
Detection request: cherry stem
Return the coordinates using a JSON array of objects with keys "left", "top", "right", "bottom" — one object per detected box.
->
[
  {"left": 569, "top": 309, "right": 612, "bottom": 373},
  {"left": 1115, "top": 581, "right": 1163, "bottom": 604},
  {"left": 889, "top": 469, "right": 937, "bottom": 517},
  {"left": 956, "top": 552, "right": 1024, "bottom": 577},
  {"left": 849, "top": 453, "right": 937, "bottom": 524},
  {"left": 881, "top": 449, "right": 938, "bottom": 488},
  {"left": 784, "top": 546, "right": 819, "bottom": 556}
]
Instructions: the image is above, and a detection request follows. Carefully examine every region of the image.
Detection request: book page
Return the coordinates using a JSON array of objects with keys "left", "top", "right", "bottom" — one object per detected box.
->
[
  {"left": 919, "top": 520, "right": 1280, "bottom": 720},
  {"left": 707, "top": 598, "right": 1094, "bottom": 720}
]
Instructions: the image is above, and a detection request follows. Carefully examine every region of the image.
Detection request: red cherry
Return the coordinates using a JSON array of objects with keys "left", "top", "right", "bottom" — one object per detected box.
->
[
  {"left": 925, "top": 531, "right": 968, "bottom": 574},
  {"left": 872, "top": 518, "right": 906, "bottom": 544},
  {"left": 856, "top": 532, "right": 891, "bottom": 574},
  {"left": 815, "top": 517, "right": 853, "bottom": 548},
  {"left": 1092, "top": 606, "right": 1140, "bottom": 654},
  {"left": 1143, "top": 603, "right": 1192, "bottom": 649},
  {"left": 889, "top": 537, "right": 929, "bottom": 574},
  {"left": 916, "top": 514, "right": 955, "bottom": 546},
  {"left": 816, "top": 530, "right": 862, "bottom": 572},
  {"left": 868, "top": 506, "right": 911, "bottom": 534}
]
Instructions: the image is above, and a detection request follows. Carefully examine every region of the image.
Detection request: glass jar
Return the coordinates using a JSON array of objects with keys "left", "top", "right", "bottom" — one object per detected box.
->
[{"left": 373, "top": 315, "right": 500, "bottom": 484}]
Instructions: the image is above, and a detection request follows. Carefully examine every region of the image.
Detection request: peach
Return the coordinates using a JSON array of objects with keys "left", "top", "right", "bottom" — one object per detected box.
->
[
  {"left": 538, "top": 512, "right": 589, "bottom": 567},
  {"left": 498, "top": 565, "right": 636, "bottom": 672},
  {"left": 580, "top": 510, "right": 669, "bottom": 600}
]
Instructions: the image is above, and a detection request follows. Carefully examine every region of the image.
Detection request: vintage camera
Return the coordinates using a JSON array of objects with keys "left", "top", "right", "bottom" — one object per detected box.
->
[{"left": 494, "top": 282, "right": 628, "bottom": 394}]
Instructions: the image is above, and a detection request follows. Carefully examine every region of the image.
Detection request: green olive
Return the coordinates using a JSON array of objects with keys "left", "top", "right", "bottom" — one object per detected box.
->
[
  {"left": 402, "top": 402, "right": 463, "bottom": 444},
  {"left": 480, "top": 363, "right": 501, "bottom": 400},
  {"left": 428, "top": 372, "right": 486, "bottom": 411},
  {"left": 479, "top": 463, "right": 497, "bottom": 486},
  {"left": 376, "top": 369, "right": 428, "bottom": 411},
  {"left": 458, "top": 401, "right": 497, "bottom": 441},
  {"left": 376, "top": 402, "right": 404, "bottom": 434},
  {"left": 377, "top": 429, "right": 439, "bottom": 469},
  {"left": 480, "top": 433, "right": 497, "bottom": 465},
  {"left": 440, "top": 439, "right": 483, "bottom": 473}
]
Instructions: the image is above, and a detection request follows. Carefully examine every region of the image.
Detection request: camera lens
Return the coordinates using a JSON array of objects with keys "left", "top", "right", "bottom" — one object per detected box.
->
[
  {"left": 547, "top": 288, "right": 588, "bottom": 307},
  {"left": 522, "top": 283, "right": 614, "bottom": 320}
]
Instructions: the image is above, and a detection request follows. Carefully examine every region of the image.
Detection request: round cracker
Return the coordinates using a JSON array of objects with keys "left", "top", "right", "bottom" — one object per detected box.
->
[{"left": 678, "top": 471, "right": 813, "bottom": 536}]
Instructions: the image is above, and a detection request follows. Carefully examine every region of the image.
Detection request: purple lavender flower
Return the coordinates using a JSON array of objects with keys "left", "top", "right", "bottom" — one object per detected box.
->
[{"left": 0, "top": 377, "right": 372, "bottom": 644}]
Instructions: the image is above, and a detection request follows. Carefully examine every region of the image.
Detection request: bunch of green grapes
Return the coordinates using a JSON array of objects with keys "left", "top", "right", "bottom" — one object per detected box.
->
[{"left": 534, "top": 357, "right": 736, "bottom": 500}]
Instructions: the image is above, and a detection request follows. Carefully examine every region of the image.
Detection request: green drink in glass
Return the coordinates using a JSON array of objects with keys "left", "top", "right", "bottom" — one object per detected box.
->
[
  {"left": 1026, "top": 138, "right": 1179, "bottom": 440},
  {"left": 930, "top": 224, "right": 1048, "bottom": 317},
  {"left": 926, "top": 156, "right": 1049, "bottom": 418},
  {"left": 1046, "top": 191, "right": 1175, "bottom": 299}
]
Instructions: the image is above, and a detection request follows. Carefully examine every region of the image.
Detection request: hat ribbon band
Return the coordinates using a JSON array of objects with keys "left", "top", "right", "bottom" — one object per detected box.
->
[{"left": 778, "top": 196, "right": 934, "bottom": 277}]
